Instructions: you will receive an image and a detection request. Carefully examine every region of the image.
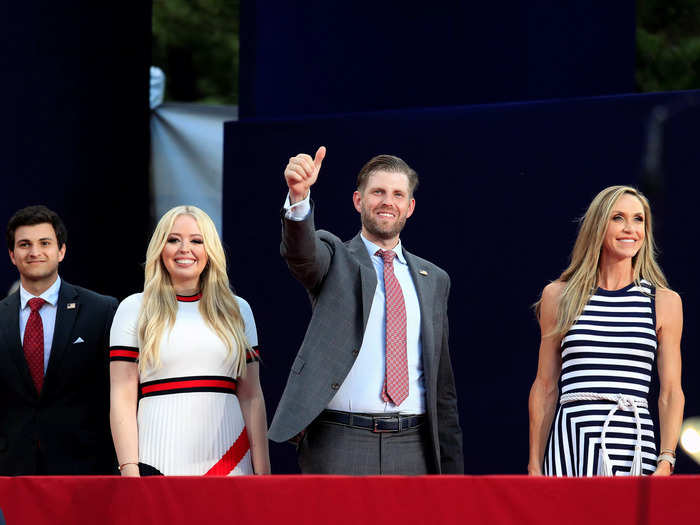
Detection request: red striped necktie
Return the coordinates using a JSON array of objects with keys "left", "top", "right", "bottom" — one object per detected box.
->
[
  {"left": 376, "top": 249, "right": 408, "bottom": 406},
  {"left": 24, "top": 297, "right": 46, "bottom": 393}
]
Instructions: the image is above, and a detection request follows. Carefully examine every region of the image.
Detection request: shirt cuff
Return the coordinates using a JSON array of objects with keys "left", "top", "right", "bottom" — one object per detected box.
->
[{"left": 283, "top": 191, "right": 311, "bottom": 221}]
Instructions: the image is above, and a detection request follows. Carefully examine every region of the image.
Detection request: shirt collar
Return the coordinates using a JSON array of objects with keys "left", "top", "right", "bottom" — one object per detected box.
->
[
  {"left": 360, "top": 233, "right": 407, "bottom": 265},
  {"left": 20, "top": 276, "right": 61, "bottom": 309}
]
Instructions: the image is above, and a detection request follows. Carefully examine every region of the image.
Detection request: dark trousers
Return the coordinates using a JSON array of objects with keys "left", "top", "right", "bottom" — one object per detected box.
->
[{"left": 298, "top": 416, "right": 431, "bottom": 475}]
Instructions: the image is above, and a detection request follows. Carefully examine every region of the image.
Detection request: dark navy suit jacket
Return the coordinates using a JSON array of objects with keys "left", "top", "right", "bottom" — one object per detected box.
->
[{"left": 0, "top": 280, "right": 117, "bottom": 475}]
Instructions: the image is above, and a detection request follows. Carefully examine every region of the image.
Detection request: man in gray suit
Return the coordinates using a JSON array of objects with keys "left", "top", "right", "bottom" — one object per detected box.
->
[{"left": 269, "top": 146, "right": 463, "bottom": 474}]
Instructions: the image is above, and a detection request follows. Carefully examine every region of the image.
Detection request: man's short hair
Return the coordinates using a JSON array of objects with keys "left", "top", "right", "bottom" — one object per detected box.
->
[
  {"left": 356, "top": 155, "right": 419, "bottom": 196},
  {"left": 6, "top": 205, "right": 68, "bottom": 251}
]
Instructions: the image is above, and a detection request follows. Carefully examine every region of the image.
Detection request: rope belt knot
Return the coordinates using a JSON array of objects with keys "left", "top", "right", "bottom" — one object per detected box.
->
[{"left": 560, "top": 392, "right": 648, "bottom": 476}]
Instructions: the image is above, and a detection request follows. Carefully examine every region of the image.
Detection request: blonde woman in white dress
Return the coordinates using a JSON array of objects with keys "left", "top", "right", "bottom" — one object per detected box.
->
[{"left": 109, "top": 205, "right": 270, "bottom": 476}]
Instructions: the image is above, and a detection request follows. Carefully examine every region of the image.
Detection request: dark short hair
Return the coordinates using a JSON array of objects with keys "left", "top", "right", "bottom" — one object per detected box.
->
[
  {"left": 6, "top": 205, "right": 68, "bottom": 251},
  {"left": 356, "top": 155, "right": 419, "bottom": 196}
]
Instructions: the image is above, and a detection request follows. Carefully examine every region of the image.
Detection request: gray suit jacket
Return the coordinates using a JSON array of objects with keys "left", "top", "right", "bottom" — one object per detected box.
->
[{"left": 268, "top": 206, "right": 463, "bottom": 474}]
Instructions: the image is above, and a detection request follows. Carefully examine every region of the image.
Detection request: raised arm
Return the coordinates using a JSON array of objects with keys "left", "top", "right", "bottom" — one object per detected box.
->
[
  {"left": 528, "top": 281, "right": 564, "bottom": 475},
  {"left": 280, "top": 146, "right": 335, "bottom": 291},
  {"left": 653, "top": 288, "right": 684, "bottom": 476}
]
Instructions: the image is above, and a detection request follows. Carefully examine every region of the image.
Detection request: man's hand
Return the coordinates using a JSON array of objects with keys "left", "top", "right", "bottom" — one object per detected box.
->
[{"left": 284, "top": 146, "right": 326, "bottom": 204}]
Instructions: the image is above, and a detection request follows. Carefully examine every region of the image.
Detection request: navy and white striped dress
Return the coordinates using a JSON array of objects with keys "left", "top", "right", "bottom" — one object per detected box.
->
[{"left": 544, "top": 280, "right": 658, "bottom": 476}]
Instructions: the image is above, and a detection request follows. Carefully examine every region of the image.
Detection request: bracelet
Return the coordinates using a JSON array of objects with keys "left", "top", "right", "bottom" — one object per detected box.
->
[
  {"left": 118, "top": 462, "right": 139, "bottom": 471},
  {"left": 657, "top": 453, "right": 676, "bottom": 472},
  {"left": 660, "top": 448, "right": 676, "bottom": 457}
]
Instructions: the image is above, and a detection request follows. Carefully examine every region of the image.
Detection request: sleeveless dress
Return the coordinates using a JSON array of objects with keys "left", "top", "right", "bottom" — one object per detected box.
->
[
  {"left": 109, "top": 292, "right": 260, "bottom": 476},
  {"left": 544, "top": 280, "right": 658, "bottom": 476}
]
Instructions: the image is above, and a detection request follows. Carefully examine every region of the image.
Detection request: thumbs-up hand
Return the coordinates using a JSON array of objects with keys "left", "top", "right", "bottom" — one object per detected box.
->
[{"left": 284, "top": 146, "right": 326, "bottom": 204}]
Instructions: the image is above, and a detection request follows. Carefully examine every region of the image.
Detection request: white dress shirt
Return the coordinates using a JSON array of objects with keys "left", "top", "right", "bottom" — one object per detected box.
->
[
  {"left": 284, "top": 192, "right": 426, "bottom": 414},
  {"left": 284, "top": 191, "right": 312, "bottom": 221},
  {"left": 19, "top": 276, "right": 61, "bottom": 372}
]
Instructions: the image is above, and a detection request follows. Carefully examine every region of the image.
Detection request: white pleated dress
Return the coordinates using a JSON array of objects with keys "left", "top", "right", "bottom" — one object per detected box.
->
[{"left": 109, "top": 292, "right": 259, "bottom": 476}]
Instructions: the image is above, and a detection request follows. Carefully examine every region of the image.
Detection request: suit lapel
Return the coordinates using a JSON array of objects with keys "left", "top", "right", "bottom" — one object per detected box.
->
[
  {"left": 44, "top": 281, "right": 79, "bottom": 392},
  {"left": 348, "top": 233, "right": 378, "bottom": 333},
  {"left": 403, "top": 248, "right": 436, "bottom": 380},
  {"left": 0, "top": 292, "right": 37, "bottom": 398}
]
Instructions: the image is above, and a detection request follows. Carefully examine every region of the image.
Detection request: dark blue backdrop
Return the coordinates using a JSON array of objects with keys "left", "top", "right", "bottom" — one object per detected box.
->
[
  {"left": 223, "top": 90, "right": 700, "bottom": 474},
  {"left": 0, "top": 4, "right": 151, "bottom": 298},
  {"left": 240, "top": 1, "right": 635, "bottom": 118}
]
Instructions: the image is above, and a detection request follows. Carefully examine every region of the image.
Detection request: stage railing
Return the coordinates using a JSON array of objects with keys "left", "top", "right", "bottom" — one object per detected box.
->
[{"left": 1, "top": 475, "right": 698, "bottom": 525}]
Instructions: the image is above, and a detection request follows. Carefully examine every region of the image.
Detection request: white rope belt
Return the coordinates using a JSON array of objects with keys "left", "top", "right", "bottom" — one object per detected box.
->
[{"left": 560, "top": 392, "right": 648, "bottom": 476}]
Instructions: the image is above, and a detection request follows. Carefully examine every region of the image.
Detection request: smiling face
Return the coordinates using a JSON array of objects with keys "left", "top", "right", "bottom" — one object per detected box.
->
[
  {"left": 601, "top": 193, "right": 646, "bottom": 261},
  {"left": 353, "top": 170, "right": 415, "bottom": 248},
  {"left": 160, "top": 214, "right": 208, "bottom": 294},
  {"left": 9, "top": 222, "right": 65, "bottom": 293}
]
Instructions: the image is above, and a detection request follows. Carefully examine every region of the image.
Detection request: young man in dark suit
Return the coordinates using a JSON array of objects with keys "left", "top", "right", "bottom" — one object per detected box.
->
[
  {"left": 269, "top": 147, "right": 463, "bottom": 474},
  {"left": 0, "top": 205, "right": 117, "bottom": 475}
]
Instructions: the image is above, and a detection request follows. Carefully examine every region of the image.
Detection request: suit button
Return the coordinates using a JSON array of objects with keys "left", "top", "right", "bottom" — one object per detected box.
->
[
  {"left": 331, "top": 383, "right": 340, "bottom": 390},
  {"left": 352, "top": 349, "right": 359, "bottom": 357}
]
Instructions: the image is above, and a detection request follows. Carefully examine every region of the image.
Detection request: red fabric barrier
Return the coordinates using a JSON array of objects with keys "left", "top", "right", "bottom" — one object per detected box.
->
[{"left": 0, "top": 475, "right": 698, "bottom": 525}]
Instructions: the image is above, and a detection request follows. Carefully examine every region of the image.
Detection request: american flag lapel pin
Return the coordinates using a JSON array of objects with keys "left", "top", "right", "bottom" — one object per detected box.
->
[
  {"left": 419, "top": 270, "right": 428, "bottom": 276},
  {"left": 67, "top": 303, "right": 76, "bottom": 309}
]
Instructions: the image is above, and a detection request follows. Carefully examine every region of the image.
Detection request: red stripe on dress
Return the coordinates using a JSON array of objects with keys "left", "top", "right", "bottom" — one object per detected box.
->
[
  {"left": 205, "top": 427, "right": 250, "bottom": 476},
  {"left": 110, "top": 349, "right": 139, "bottom": 359},
  {"left": 176, "top": 292, "right": 202, "bottom": 302},
  {"left": 140, "top": 379, "right": 237, "bottom": 395},
  {"left": 246, "top": 347, "right": 260, "bottom": 362}
]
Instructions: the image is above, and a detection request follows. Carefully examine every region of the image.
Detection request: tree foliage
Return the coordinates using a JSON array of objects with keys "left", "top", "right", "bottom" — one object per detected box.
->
[
  {"left": 152, "top": 0, "right": 239, "bottom": 105},
  {"left": 637, "top": 0, "right": 700, "bottom": 92}
]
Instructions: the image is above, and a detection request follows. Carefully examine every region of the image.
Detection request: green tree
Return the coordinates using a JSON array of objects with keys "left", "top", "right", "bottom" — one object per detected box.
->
[
  {"left": 637, "top": 0, "right": 700, "bottom": 92},
  {"left": 152, "top": 0, "right": 239, "bottom": 104}
]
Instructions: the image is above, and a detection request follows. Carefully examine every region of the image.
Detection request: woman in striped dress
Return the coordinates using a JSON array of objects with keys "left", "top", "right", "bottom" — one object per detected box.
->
[
  {"left": 109, "top": 205, "right": 270, "bottom": 476},
  {"left": 528, "top": 186, "right": 684, "bottom": 476}
]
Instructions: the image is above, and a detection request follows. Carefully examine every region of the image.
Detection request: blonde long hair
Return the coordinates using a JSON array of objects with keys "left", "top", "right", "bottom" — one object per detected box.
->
[
  {"left": 137, "top": 205, "right": 250, "bottom": 376},
  {"left": 536, "top": 185, "right": 668, "bottom": 336}
]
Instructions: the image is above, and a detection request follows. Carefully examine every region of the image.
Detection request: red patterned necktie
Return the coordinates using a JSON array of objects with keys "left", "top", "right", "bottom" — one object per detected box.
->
[
  {"left": 376, "top": 249, "right": 408, "bottom": 406},
  {"left": 24, "top": 297, "right": 46, "bottom": 393}
]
